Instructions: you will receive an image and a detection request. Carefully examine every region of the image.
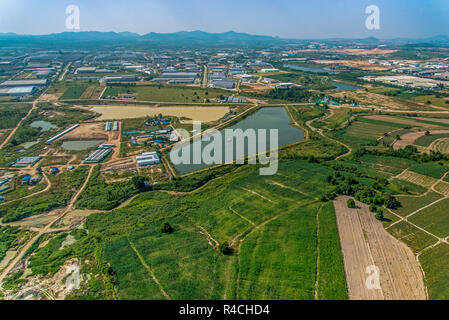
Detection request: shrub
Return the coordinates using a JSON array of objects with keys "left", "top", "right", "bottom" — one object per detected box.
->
[
  {"left": 375, "top": 208, "right": 384, "bottom": 221},
  {"left": 219, "top": 242, "right": 233, "bottom": 255},
  {"left": 347, "top": 199, "right": 356, "bottom": 209},
  {"left": 160, "top": 222, "right": 174, "bottom": 234}
]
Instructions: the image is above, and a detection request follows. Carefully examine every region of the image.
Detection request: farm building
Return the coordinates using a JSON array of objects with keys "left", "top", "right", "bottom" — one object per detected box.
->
[
  {"left": 136, "top": 152, "right": 160, "bottom": 167},
  {"left": 12, "top": 156, "right": 42, "bottom": 167},
  {"left": 84, "top": 148, "right": 112, "bottom": 163},
  {"left": 22, "top": 175, "right": 31, "bottom": 184}
]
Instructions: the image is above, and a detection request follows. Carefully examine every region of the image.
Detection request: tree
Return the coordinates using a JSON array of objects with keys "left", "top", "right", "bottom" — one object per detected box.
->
[
  {"left": 132, "top": 176, "right": 146, "bottom": 191},
  {"left": 347, "top": 199, "right": 356, "bottom": 209},
  {"left": 219, "top": 242, "right": 233, "bottom": 255},
  {"left": 369, "top": 204, "right": 377, "bottom": 213},
  {"left": 160, "top": 222, "right": 174, "bottom": 234},
  {"left": 375, "top": 208, "right": 384, "bottom": 221}
]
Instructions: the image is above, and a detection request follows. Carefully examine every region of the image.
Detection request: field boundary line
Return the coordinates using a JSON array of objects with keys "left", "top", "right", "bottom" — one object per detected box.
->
[
  {"left": 128, "top": 238, "right": 171, "bottom": 300},
  {"left": 229, "top": 206, "right": 256, "bottom": 226},
  {"left": 240, "top": 187, "right": 273, "bottom": 203}
]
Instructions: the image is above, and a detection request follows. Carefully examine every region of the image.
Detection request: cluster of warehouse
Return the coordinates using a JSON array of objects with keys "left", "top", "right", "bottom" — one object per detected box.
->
[{"left": 84, "top": 144, "right": 115, "bottom": 163}]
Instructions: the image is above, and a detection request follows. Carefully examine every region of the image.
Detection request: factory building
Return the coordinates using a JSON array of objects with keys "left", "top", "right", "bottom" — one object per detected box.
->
[
  {"left": 101, "top": 75, "right": 139, "bottom": 83},
  {"left": 1, "top": 79, "right": 49, "bottom": 87},
  {"left": 0, "top": 86, "right": 37, "bottom": 97}
]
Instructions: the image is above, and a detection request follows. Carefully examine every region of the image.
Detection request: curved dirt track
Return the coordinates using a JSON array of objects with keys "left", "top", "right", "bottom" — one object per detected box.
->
[{"left": 334, "top": 196, "right": 426, "bottom": 300}]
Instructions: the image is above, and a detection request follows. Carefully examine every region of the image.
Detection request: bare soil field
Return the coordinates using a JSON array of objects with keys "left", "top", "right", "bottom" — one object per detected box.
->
[
  {"left": 60, "top": 122, "right": 108, "bottom": 141},
  {"left": 298, "top": 48, "right": 397, "bottom": 56},
  {"left": 241, "top": 83, "right": 271, "bottom": 94},
  {"left": 413, "top": 117, "right": 449, "bottom": 124},
  {"left": 334, "top": 196, "right": 426, "bottom": 300},
  {"left": 393, "top": 130, "right": 449, "bottom": 150},
  {"left": 90, "top": 105, "right": 230, "bottom": 123}
]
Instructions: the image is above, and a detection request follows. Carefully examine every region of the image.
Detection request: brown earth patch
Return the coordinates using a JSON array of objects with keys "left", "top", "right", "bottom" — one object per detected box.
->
[
  {"left": 60, "top": 122, "right": 108, "bottom": 141},
  {"left": 334, "top": 196, "right": 426, "bottom": 300}
]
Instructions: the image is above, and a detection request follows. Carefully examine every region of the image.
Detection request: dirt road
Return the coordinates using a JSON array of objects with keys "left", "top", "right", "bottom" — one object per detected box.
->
[
  {"left": 334, "top": 196, "right": 426, "bottom": 300},
  {"left": 0, "top": 166, "right": 94, "bottom": 284},
  {"left": 0, "top": 100, "right": 37, "bottom": 150}
]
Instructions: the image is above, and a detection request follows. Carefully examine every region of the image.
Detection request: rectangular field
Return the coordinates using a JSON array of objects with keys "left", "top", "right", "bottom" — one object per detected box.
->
[{"left": 334, "top": 196, "right": 426, "bottom": 300}]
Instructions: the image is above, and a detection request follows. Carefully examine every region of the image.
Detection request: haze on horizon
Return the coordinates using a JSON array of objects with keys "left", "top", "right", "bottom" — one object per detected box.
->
[{"left": 0, "top": 0, "right": 448, "bottom": 39}]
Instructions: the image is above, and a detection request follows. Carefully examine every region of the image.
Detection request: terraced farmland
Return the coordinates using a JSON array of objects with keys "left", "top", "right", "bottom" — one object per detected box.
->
[
  {"left": 434, "top": 181, "right": 449, "bottom": 196},
  {"left": 430, "top": 138, "right": 449, "bottom": 154},
  {"left": 396, "top": 170, "right": 438, "bottom": 188}
]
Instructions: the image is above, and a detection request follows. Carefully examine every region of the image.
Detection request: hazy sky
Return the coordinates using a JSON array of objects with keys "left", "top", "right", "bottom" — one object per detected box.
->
[{"left": 0, "top": 0, "right": 448, "bottom": 38}]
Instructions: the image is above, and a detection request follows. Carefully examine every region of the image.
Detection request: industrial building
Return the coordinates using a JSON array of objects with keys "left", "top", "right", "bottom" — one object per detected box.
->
[
  {"left": 0, "top": 86, "right": 37, "bottom": 97},
  {"left": 101, "top": 75, "right": 139, "bottom": 83},
  {"left": 113, "top": 121, "right": 119, "bottom": 131},
  {"left": 105, "top": 122, "right": 112, "bottom": 132},
  {"left": 136, "top": 151, "right": 161, "bottom": 167},
  {"left": 0, "top": 79, "right": 49, "bottom": 87}
]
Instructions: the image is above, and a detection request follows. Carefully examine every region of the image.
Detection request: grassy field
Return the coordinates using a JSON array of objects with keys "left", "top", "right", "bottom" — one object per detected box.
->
[
  {"left": 0, "top": 103, "right": 32, "bottom": 130},
  {"left": 415, "top": 134, "right": 449, "bottom": 147},
  {"left": 81, "top": 160, "right": 348, "bottom": 300},
  {"left": 408, "top": 163, "right": 449, "bottom": 179},
  {"left": 338, "top": 117, "right": 404, "bottom": 145},
  {"left": 59, "top": 85, "right": 88, "bottom": 100},
  {"left": 360, "top": 155, "right": 414, "bottom": 176},
  {"left": 420, "top": 243, "right": 449, "bottom": 299},
  {"left": 317, "top": 202, "right": 348, "bottom": 300},
  {"left": 409, "top": 198, "right": 449, "bottom": 238},
  {"left": 393, "top": 191, "right": 443, "bottom": 217},
  {"left": 387, "top": 221, "right": 437, "bottom": 253},
  {"left": 102, "top": 85, "right": 228, "bottom": 103}
]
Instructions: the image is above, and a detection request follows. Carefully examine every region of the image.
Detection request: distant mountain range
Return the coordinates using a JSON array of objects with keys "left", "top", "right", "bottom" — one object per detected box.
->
[
  {"left": 0, "top": 30, "right": 286, "bottom": 48},
  {"left": 0, "top": 30, "right": 447, "bottom": 48}
]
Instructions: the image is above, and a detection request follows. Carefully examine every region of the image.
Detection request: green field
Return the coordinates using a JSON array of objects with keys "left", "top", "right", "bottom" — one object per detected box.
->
[
  {"left": 409, "top": 198, "right": 449, "bottom": 238},
  {"left": 393, "top": 191, "right": 443, "bottom": 217},
  {"left": 408, "top": 163, "right": 449, "bottom": 179},
  {"left": 338, "top": 117, "right": 404, "bottom": 145},
  {"left": 387, "top": 221, "right": 437, "bottom": 253},
  {"left": 420, "top": 243, "right": 449, "bottom": 299},
  {"left": 59, "top": 85, "right": 88, "bottom": 100},
  {"left": 0, "top": 103, "right": 31, "bottom": 130},
  {"left": 415, "top": 133, "right": 449, "bottom": 147},
  {"left": 81, "top": 160, "right": 348, "bottom": 299},
  {"left": 102, "top": 85, "right": 227, "bottom": 103}
]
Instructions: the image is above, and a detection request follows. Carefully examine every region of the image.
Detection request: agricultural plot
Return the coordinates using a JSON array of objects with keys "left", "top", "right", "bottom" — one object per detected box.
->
[
  {"left": 409, "top": 198, "right": 449, "bottom": 238},
  {"left": 334, "top": 196, "right": 426, "bottom": 300},
  {"left": 0, "top": 103, "right": 32, "bottom": 130},
  {"left": 360, "top": 155, "right": 414, "bottom": 175},
  {"left": 86, "top": 160, "right": 347, "bottom": 300},
  {"left": 59, "top": 86, "right": 88, "bottom": 100},
  {"left": 387, "top": 221, "right": 437, "bottom": 253},
  {"left": 129, "top": 219, "right": 236, "bottom": 300},
  {"left": 414, "top": 131, "right": 449, "bottom": 147},
  {"left": 430, "top": 138, "right": 449, "bottom": 154},
  {"left": 393, "top": 191, "right": 443, "bottom": 217},
  {"left": 237, "top": 203, "right": 319, "bottom": 300},
  {"left": 364, "top": 115, "right": 438, "bottom": 128},
  {"left": 408, "top": 163, "right": 449, "bottom": 179},
  {"left": 341, "top": 118, "right": 403, "bottom": 145},
  {"left": 434, "top": 181, "right": 449, "bottom": 196},
  {"left": 396, "top": 170, "right": 438, "bottom": 188},
  {"left": 80, "top": 85, "right": 104, "bottom": 99},
  {"left": 419, "top": 243, "right": 449, "bottom": 299}
]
